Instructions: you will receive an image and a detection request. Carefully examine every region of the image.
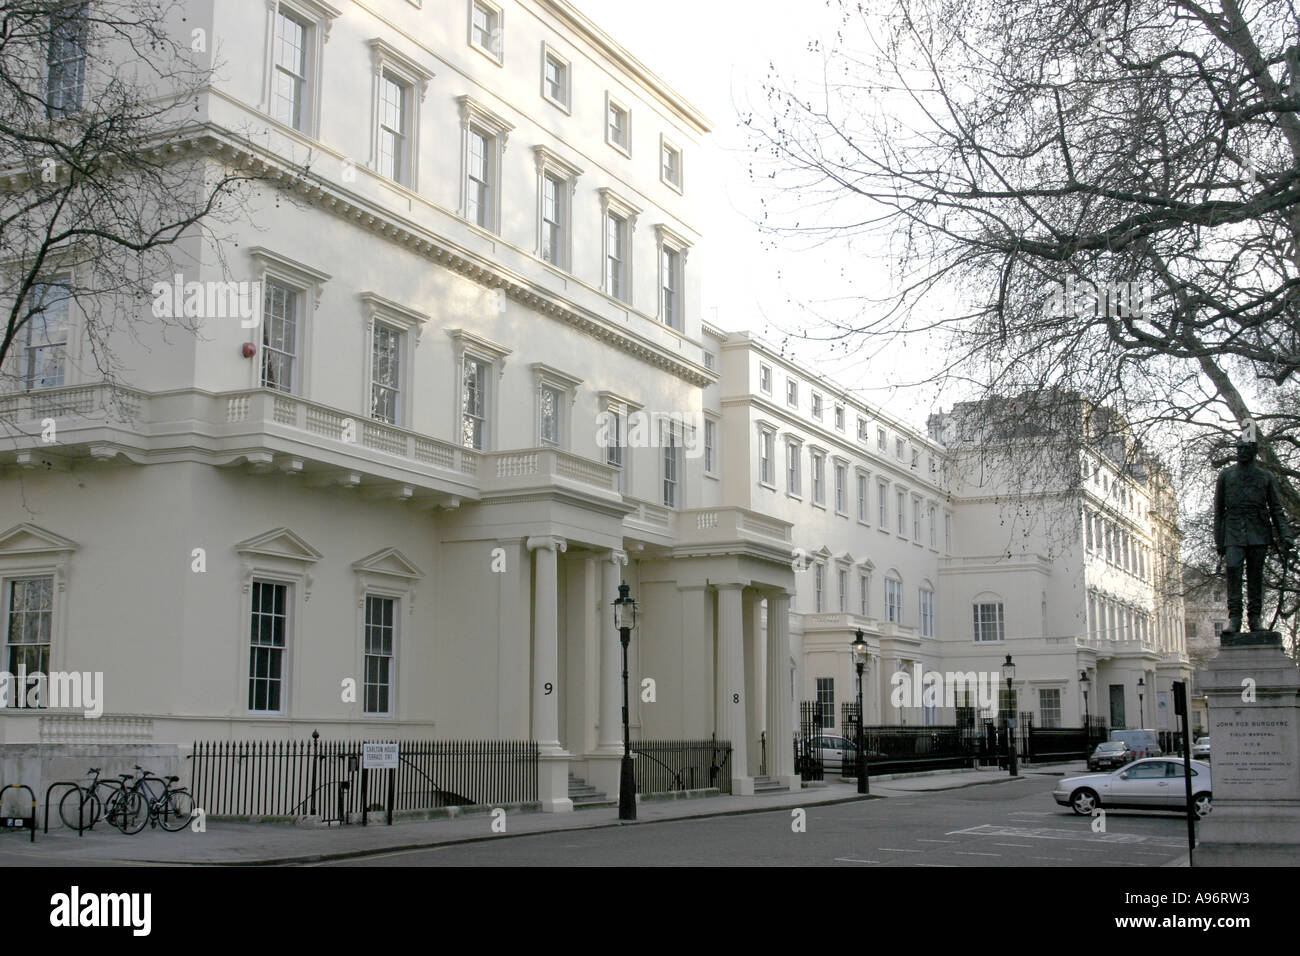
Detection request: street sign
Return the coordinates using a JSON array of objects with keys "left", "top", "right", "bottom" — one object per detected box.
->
[{"left": 362, "top": 742, "right": 399, "bottom": 769}]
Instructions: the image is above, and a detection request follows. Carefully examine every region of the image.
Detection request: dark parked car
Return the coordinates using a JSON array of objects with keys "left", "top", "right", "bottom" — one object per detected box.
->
[{"left": 1088, "top": 740, "right": 1134, "bottom": 771}]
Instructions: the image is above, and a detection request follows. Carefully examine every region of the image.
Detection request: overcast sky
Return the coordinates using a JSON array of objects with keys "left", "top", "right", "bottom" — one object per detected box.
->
[{"left": 576, "top": 0, "right": 942, "bottom": 427}]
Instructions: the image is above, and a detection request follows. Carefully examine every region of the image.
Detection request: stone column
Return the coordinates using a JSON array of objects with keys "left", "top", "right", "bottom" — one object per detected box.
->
[
  {"left": 587, "top": 550, "right": 627, "bottom": 798},
  {"left": 1196, "top": 640, "right": 1300, "bottom": 864},
  {"left": 766, "top": 591, "right": 796, "bottom": 787},
  {"left": 742, "top": 589, "right": 763, "bottom": 773},
  {"left": 527, "top": 535, "right": 571, "bottom": 812},
  {"left": 716, "top": 583, "right": 751, "bottom": 793},
  {"left": 597, "top": 551, "right": 627, "bottom": 751}
]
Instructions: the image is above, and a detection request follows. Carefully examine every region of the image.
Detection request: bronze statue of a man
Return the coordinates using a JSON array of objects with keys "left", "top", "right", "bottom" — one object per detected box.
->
[{"left": 1214, "top": 439, "right": 1295, "bottom": 633}]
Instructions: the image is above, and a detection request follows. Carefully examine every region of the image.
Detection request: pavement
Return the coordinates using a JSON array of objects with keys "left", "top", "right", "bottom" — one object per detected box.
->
[{"left": 0, "top": 764, "right": 1060, "bottom": 866}]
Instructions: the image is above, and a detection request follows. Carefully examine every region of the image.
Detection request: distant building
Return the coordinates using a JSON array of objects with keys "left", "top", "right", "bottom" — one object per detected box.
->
[
  {"left": 928, "top": 394, "right": 1192, "bottom": 736},
  {"left": 1182, "top": 567, "right": 1227, "bottom": 735},
  {"left": 707, "top": 345, "right": 1194, "bottom": 738}
]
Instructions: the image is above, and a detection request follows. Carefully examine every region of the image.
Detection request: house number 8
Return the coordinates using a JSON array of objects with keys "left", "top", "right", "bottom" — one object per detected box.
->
[{"left": 733, "top": 693, "right": 740, "bottom": 703}]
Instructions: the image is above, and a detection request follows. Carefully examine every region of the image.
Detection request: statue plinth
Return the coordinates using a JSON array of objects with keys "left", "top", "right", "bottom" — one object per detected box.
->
[{"left": 1196, "top": 641, "right": 1300, "bottom": 865}]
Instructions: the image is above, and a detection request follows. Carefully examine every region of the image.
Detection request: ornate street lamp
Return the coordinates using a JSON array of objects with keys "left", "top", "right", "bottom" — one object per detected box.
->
[
  {"left": 613, "top": 582, "right": 638, "bottom": 821},
  {"left": 1079, "top": 671, "right": 1092, "bottom": 747},
  {"left": 1002, "top": 654, "right": 1018, "bottom": 776},
  {"left": 850, "top": 630, "right": 870, "bottom": 795}
]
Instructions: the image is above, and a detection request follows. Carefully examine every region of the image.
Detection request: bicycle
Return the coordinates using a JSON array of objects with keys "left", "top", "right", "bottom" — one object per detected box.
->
[
  {"left": 58, "top": 768, "right": 143, "bottom": 833},
  {"left": 120, "top": 765, "right": 194, "bottom": 833}
]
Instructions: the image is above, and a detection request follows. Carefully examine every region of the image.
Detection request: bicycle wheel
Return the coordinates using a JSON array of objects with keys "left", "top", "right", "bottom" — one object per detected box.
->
[
  {"left": 89, "top": 783, "right": 127, "bottom": 828},
  {"left": 58, "top": 788, "right": 98, "bottom": 832},
  {"left": 158, "top": 789, "right": 195, "bottom": 831},
  {"left": 108, "top": 790, "right": 149, "bottom": 834}
]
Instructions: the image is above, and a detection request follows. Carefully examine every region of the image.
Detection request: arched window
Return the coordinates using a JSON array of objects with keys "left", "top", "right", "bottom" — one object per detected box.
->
[
  {"left": 885, "top": 571, "right": 903, "bottom": 624},
  {"left": 918, "top": 580, "right": 935, "bottom": 637},
  {"left": 972, "top": 591, "right": 1005, "bottom": 642}
]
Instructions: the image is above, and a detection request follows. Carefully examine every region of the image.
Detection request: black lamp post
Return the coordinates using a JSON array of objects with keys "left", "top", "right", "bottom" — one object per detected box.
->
[
  {"left": 1002, "top": 654, "right": 1018, "bottom": 776},
  {"left": 613, "top": 582, "right": 638, "bottom": 821},
  {"left": 1079, "top": 670, "right": 1092, "bottom": 747},
  {"left": 1137, "top": 676, "right": 1145, "bottom": 730},
  {"left": 850, "top": 630, "right": 869, "bottom": 795}
]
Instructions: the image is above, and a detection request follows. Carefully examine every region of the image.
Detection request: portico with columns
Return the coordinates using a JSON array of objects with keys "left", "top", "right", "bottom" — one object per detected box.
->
[{"left": 493, "top": 505, "right": 800, "bottom": 809}]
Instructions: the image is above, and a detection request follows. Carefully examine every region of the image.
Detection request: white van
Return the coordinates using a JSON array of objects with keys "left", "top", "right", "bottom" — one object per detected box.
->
[{"left": 1109, "top": 729, "right": 1162, "bottom": 758}]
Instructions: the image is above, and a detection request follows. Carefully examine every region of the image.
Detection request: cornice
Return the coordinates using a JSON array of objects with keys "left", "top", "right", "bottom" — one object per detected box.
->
[
  {"left": 185, "top": 126, "right": 713, "bottom": 388},
  {"left": 533, "top": 0, "right": 712, "bottom": 135}
]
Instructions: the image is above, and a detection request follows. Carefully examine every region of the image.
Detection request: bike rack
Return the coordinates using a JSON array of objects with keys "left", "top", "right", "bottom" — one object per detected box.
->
[
  {"left": 44, "top": 781, "right": 90, "bottom": 836},
  {"left": 0, "top": 784, "right": 37, "bottom": 843}
]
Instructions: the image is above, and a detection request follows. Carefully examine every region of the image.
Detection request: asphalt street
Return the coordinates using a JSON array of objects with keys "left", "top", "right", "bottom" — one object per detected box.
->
[{"left": 317, "top": 772, "right": 1194, "bottom": 867}]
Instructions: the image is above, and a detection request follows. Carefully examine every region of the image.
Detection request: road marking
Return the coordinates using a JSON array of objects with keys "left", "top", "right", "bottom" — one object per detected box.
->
[
  {"left": 916, "top": 838, "right": 956, "bottom": 843},
  {"left": 992, "top": 842, "right": 1032, "bottom": 848},
  {"left": 834, "top": 857, "right": 879, "bottom": 864},
  {"left": 954, "top": 851, "right": 1000, "bottom": 857},
  {"left": 913, "top": 863, "right": 956, "bottom": 867},
  {"left": 1032, "top": 856, "right": 1071, "bottom": 862},
  {"left": 947, "top": 824, "right": 1185, "bottom": 847},
  {"left": 878, "top": 847, "right": 923, "bottom": 853},
  {"left": 1008, "top": 811, "right": 1050, "bottom": 816},
  {"left": 1066, "top": 846, "right": 1101, "bottom": 852}
]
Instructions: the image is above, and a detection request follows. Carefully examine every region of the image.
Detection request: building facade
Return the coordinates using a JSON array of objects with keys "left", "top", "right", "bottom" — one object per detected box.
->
[
  {"left": 710, "top": 344, "right": 1194, "bottom": 742},
  {"left": 0, "top": 0, "right": 799, "bottom": 808},
  {"left": 0, "top": 0, "right": 1191, "bottom": 813}
]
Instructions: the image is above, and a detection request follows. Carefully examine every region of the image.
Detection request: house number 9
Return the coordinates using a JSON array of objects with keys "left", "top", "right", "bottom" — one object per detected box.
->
[{"left": 544, "top": 682, "right": 554, "bottom": 695}]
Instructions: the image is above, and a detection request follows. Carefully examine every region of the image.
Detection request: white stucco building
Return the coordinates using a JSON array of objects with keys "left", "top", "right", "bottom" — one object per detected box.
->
[
  {"left": 707, "top": 340, "right": 1193, "bottom": 742},
  {"left": 0, "top": 0, "right": 800, "bottom": 809},
  {"left": 927, "top": 398, "right": 1192, "bottom": 737},
  {"left": 0, "top": 0, "right": 1191, "bottom": 814}
]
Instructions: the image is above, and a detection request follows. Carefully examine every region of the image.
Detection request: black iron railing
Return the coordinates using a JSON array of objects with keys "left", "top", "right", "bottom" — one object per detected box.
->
[
  {"left": 859, "top": 724, "right": 979, "bottom": 774},
  {"left": 1027, "top": 724, "right": 1103, "bottom": 761},
  {"left": 796, "top": 701, "right": 825, "bottom": 781},
  {"left": 189, "top": 737, "right": 538, "bottom": 820},
  {"left": 631, "top": 738, "right": 732, "bottom": 795}
]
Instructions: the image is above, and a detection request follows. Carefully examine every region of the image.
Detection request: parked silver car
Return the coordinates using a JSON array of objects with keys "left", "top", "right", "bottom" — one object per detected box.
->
[
  {"left": 1192, "top": 736, "right": 1211, "bottom": 761},
  {"left": 796, "top": 734, "right": 886, "bottom": 773},
  {"left": 808, "top": 734, "right": 857, "bottom": 772},
  {"left": 1053, "top": 757, "right": 1212, "bottom": 818}
]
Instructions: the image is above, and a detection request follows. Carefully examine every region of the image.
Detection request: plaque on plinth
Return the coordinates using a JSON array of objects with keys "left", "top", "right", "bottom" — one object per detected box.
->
[{"left": 1196, "top": 641, "right": 1300, "bottom": 865}]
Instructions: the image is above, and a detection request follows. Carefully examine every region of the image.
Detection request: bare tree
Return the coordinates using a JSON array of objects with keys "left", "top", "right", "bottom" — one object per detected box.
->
[
  {"left": 0, "top": 0, "right": 261, "bottom": 407},
  {"left": 747, "top": 0, "right": 1300, "bottom": 516}
]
